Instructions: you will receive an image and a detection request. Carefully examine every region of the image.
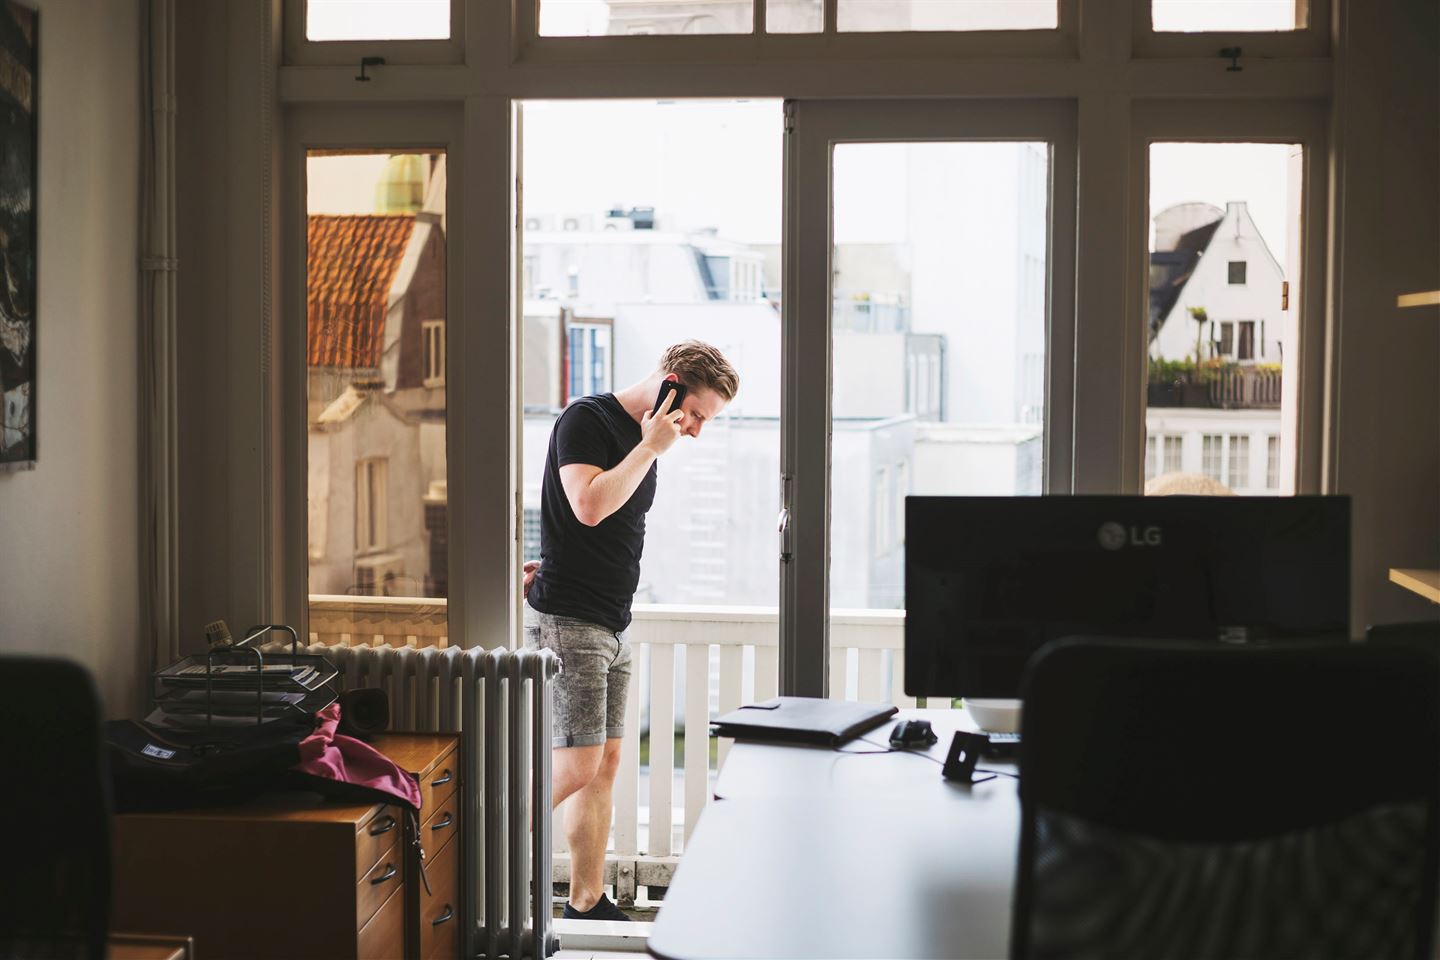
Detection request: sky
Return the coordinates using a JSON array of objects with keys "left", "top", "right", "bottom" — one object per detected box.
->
[
  {"left": 522, "top": 101, "right": 1297, "bottom": 270},
  {"left": 308, "top": 101, "right": 1298, "bottom": 276}
]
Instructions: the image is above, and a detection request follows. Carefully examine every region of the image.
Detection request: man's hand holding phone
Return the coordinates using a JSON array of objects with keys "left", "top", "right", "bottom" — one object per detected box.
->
[{"left": 641, "top": 382, "right": 685, "bottom": 457}]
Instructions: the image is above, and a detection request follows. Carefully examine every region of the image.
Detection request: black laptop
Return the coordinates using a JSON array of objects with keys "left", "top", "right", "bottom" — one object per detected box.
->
[{"left": 711, "top": 696, "right": 897, "bottom": 747}]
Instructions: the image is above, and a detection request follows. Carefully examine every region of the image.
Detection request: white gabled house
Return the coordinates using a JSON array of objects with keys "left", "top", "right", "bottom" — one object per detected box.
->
[{"left": 1149, "top": 200, "right": 1286, "bottom": 365}]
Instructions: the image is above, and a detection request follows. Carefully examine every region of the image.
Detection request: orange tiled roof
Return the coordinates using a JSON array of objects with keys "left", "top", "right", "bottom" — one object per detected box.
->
[{"left": 307, "top": 214, "right": 416, "bottom": 368}]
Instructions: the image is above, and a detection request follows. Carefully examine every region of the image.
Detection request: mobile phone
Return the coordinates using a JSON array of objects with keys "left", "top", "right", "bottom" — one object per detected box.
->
[{"left": 653, "top": 380, "right": 688, "bottom": 416}]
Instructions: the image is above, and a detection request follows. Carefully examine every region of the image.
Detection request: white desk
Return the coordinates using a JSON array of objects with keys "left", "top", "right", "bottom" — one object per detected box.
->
[{"left": 648, "top": 710, "right": 1019, "bottom": 960}]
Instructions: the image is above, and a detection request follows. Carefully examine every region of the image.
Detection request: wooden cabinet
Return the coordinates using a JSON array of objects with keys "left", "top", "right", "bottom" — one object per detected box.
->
[{"left": 112, "top": 734, "right": 461, "bottom": 960}]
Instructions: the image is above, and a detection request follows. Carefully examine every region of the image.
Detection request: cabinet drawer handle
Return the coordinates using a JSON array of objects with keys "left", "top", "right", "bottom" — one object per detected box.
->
[
  {"left": 371, "top": 863, "right": 398, "bottom": 885},
  {"left": 430, "top": 769, "right": 453, "bottom": 787},
  {"left": 431, "top": 812, "right": 453, "bottom": 832},
  {"left": 432, "top": 905, "right": 454, "bottom": 927},
  {"left": 368, "top": 815, "right": 397, "bottom": 837}
]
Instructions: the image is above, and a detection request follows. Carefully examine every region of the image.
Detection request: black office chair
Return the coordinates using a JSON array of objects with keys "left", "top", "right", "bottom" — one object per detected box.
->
[
  {"left": 0, "top": 656, "right": 110, "bottom": 960},
  {"left": 1012, "top": 639, "right": 1440, "bottom": 960}
]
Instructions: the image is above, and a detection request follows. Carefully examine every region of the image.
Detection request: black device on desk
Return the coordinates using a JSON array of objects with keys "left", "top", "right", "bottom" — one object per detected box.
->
[
  {"left": 904, "top": 495, "right": 1351, "bottom": 700},
  {"left": 713, "top": 697, "right": 896, "bottom": 746},
  {"left": 889, "top": 718, "right": 937, "bottom": 748}
]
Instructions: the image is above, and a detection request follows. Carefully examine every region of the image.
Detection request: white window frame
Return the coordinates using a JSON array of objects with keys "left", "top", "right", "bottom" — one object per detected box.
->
[
  {"left": 1127, "top": 100, "right": 1329, "bottom": 495},
  {"left": 283, "top": 0, "right": 465, "bottom": 66},
  {"left": 514, "top": 0, "right": 1079, "bottom": 65},
  {"left": 279, "top": 102, "right": 500, "bottom": 647},
  {"left": 251, "top": 0, "right": 1339, "bottom": 690},
  {"left": 782, "top": 98, "right": 1078, "bottom": 696}
]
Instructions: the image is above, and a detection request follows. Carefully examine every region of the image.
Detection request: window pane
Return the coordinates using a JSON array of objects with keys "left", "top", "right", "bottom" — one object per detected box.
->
[
  {"left": 1227, "top": 435, "right": 1249, "bottom": 489},
  {"left": 521, "top": 101, "right": 782, "bottom": 837},
  {"left": 1145, "top": 142, "right": 1299, "bottom": 498},
  {"left": 767, "top": 0, "right": 821, "bottom": 32},
  {"left": 541, "top": 0, "right": 753, "bottom": 35},
  {"left": 307, "top": 0, "right": 450, "bottom": 40},
  {"left": 1152, "top": 0, "right": 1305, "bottom": 33},
  {"left": 1203, "top": 435, "right": 1222, "bottom": 481},
  {"left": 828, "top": 142, "right": 1049, "bottom": 693},
  {"left": 1164, "top": 435, "right": 1183, "bottom": 473},
  {"left": 838, "top": 0, "right": 1057, "bottom": 32},
  {"left": 306, "top": 151, "right": 449, "bottom": 647}
]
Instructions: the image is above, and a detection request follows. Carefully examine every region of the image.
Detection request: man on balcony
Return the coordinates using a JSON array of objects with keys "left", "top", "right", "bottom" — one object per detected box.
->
[{"left": 523, "top": 340, "right": 739, "bottom": 921}]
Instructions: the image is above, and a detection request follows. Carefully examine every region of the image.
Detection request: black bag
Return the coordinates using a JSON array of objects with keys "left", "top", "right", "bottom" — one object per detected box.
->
[{"left": 103, "top": 716, "right": 316, "bottom": 812}]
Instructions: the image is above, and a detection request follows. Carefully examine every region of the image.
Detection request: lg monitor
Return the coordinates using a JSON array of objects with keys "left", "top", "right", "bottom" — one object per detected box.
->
[{"left": 904, "top": 495, "right": 1351, "bottom": 700}]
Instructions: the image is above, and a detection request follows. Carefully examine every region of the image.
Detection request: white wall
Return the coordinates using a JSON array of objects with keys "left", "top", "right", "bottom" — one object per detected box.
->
[{"left": 0, "top": 0, "right": 142, "bottom": 716}]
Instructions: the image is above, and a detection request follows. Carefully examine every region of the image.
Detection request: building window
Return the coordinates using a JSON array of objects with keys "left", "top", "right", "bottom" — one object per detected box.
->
[
  {"left": 567, "top": 323, "right": 612, "bottom": 400},
  {"left": 1145, "top": 436, "right": 1158, "bottom": 481},
  {"left": 1237, "top": 320, "right": 1255, "bottom": 362},
  {"left": 1228, "top": 260, "right": 1247, "bottom": 285},
  {"left": 422, "top": 320, "right": 445, "bottom": 386},
  {"left": 1218, "top": 321, "right": 1234, "bottom": 357},
  {"left": 1267, "top": 436, "right": 1281, "bottom": 490},
  {"left": 523, "top": 506, "right": 542, "bottom": 563},
  {"left": 894, "top": 461, "right": 908, "bottom": 549},
  {"left": 1164, "top": 436, "right": 1183, "bottom": 474},
  {"left": 1202, "top": 435, "right": 1223, "bottom": 482},
  {"left": 1228, "top": 435, "right": 1249, "bottom": 489},
  {"left": 874, "top": 466, "right": 890, "bottom": 558},
  {"left": 356, "top": 458, "right": 389, "bottom": 554}
]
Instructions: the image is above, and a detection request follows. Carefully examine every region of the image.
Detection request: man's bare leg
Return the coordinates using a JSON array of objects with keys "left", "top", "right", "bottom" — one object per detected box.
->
[{"left": 558, "top": 738, "right": 623, "bottom": 912}]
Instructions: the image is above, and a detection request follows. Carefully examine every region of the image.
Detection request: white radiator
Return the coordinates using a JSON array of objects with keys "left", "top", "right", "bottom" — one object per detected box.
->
[{"left": 268, "top": 642, "right": 562, "bottom": 959}]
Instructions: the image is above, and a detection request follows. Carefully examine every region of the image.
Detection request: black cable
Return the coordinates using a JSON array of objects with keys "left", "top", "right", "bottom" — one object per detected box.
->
[{"left": 834, "top": 736, "right": 1020, "bottom": 779}]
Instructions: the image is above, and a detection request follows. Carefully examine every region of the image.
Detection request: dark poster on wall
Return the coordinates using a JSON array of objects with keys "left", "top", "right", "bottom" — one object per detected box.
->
[{"left": 0, "top": 1, "right": 35, "bottom": 468}]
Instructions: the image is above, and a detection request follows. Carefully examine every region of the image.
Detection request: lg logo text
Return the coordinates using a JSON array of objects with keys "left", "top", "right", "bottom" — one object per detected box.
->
[{"left": 1098, "top": 522, "right": 1163, "bottom": 550}]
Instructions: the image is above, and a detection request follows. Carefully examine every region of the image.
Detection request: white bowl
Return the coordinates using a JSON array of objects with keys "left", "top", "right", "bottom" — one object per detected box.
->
[{"left": 962, "top": 698, "right": 1023, "bottom": 733}]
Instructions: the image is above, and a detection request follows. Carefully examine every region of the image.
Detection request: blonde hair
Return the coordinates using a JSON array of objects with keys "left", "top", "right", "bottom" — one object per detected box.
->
[{"left": 659, "top": 340, "right": 739, "bottom": 402}]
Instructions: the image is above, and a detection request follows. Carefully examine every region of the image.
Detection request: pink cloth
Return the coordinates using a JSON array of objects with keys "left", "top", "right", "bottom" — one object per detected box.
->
[{"left": 294, "top": 703, "right": 421, "bottom": 811}]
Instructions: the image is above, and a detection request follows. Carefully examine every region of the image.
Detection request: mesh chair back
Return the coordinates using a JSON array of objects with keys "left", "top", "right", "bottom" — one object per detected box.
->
[
  {"left": 0, "top": 656, "right": 110, "bottom": 960},
  {"left": 1012, "top": 639, "right": 1440, "bottom": 960}
]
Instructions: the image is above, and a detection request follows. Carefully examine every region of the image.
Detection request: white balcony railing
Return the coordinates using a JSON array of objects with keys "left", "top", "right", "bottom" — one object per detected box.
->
[{"left": 305, "top": 596, "right": 935, "bottom": 904}]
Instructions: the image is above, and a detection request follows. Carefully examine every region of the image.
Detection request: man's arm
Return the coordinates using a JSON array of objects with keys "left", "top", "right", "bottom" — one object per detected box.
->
[{"left": 561, "top": 392, "right": 683, "bottom": 526}]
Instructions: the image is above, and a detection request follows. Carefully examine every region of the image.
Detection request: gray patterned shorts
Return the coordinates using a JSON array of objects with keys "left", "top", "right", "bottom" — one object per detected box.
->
[{"left": 523, "top": 605, "right": 632, "bottom": 748}]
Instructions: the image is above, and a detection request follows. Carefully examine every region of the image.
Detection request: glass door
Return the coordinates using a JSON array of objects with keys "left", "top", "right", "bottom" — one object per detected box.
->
[{"left": 780, "top": 100, "right": 1077, "bottom": 699}]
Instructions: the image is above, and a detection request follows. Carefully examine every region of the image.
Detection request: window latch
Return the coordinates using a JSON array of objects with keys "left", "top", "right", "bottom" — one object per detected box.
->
[{"left": 356, "top": 56, "right": 386, "bottom": 82}]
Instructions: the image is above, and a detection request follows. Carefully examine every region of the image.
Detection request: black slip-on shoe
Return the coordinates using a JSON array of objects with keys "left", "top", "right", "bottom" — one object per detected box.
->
[{"left": 562, "top": 893, "right": 633, "bottom": 921}]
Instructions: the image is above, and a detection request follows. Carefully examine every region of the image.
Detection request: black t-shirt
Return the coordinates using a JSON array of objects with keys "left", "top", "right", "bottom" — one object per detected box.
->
[{"left": 527, "top": 394, "right": 658, "bottom": 632}]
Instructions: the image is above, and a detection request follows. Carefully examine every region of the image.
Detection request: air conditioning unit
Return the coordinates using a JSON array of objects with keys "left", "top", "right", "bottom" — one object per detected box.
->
[
  {"left": 353, "top": 553, "right": 405, "bottom": 596},
  {"left": 561, "top": 214, "right": 593, "bottom": 232},
  {"left": 523, "top": 214, "right": 555, "bottom": 233}
]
